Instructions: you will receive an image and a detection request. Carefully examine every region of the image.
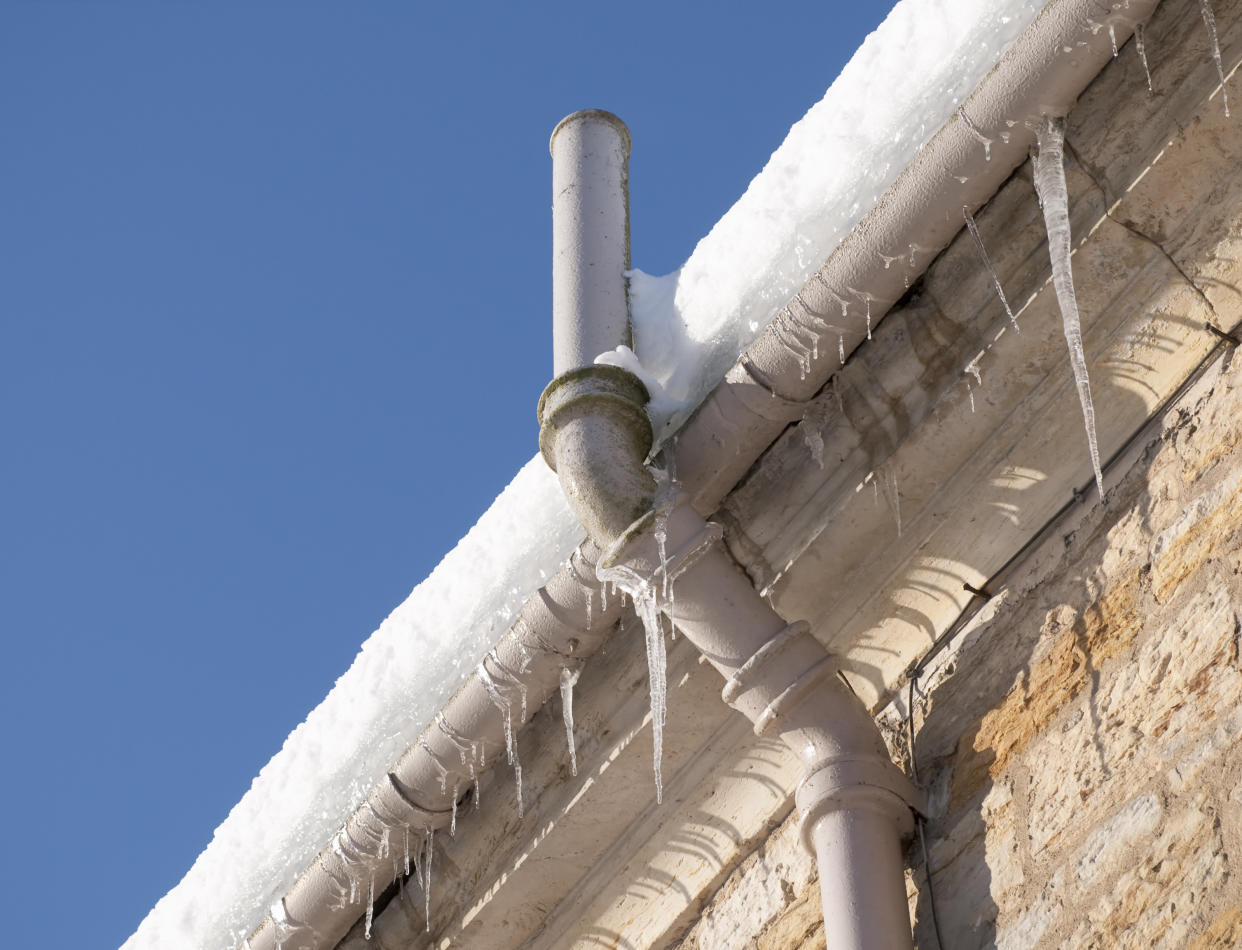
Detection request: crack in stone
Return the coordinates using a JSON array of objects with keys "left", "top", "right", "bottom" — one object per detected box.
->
[{"left": 1063, "top": 136, "right": 1219, "bottom": 319}]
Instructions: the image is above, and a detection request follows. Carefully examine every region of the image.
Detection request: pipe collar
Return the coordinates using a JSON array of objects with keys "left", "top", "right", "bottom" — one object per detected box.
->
[
  {"left": 795, "top": 754, "right": 924, "bottom": 855},
  {"left": 537, "top": 365, "right": 651, "bottom": 469},
  {"left": 538, "top": 365, "right": 656, "bottom": 546}
]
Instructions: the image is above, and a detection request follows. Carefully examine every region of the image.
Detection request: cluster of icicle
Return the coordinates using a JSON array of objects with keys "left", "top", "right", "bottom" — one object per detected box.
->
[
  {"left": 595, "top": 463, "right": 728, "bottom": 804},
  {"left": 294, "top": 799, "right": 441, "bottom": 946},
  {"left": 265, "top": 639, "right": 593, "bottom": 947},
  {"left": 595, "top": 467, "right": 679, "bottom": 803}
]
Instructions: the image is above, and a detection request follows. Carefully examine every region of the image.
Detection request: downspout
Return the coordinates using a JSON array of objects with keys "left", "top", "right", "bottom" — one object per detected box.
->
[{"left": 539, "top": 111, "right": 924, "bottom": 949}]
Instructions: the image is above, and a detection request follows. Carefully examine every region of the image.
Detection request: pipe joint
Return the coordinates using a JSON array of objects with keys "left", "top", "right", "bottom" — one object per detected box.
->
[
  {"left": 796, "top": 755, "right": 924, "bottom": 855},
  {"left": 382, "top": 772, "right": 454, "bottom": 830},
  {"left": 538, "top": 365, "right": 651, "bottom": 468},
  {"left": 538, "top": 365, "right": 656, "bottom": 546}
]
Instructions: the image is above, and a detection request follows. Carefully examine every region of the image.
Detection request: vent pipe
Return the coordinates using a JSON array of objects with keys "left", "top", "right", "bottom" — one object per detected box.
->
[{"left": 540, "top": 110, "right": 655, "bottom": 547}]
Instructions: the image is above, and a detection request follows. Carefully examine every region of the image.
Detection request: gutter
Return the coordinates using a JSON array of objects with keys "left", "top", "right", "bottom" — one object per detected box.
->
[{"left": 243, "top": 2, "right": 1159, "bottom": 946}]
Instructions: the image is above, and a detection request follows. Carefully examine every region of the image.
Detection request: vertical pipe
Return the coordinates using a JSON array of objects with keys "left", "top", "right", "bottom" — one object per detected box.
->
[
  {"left": 810, "top": 795, "right": 915, "bottom": 950},
  {"left": 549, "top": 110, "right": 632, "bottom": 376}
]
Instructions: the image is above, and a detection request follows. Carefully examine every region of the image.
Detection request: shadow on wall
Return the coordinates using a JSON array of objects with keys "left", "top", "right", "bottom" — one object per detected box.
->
[{"left": 903, "top": 372, "right": 1242, "bottom": 948}]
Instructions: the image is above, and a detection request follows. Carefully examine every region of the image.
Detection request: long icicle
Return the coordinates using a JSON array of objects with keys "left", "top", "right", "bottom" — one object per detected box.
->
[
  {"left": 423, "top": 829, "right": 434, "bottom": 933},
  {"left": 1032, "top": 118, "right": 1105, "bottom": 496},
  {"left": 598, "top": 562, "right": 667, "bottom": 803}
]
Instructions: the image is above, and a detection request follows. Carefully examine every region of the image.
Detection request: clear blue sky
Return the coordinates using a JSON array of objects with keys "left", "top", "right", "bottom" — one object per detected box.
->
[{"left": 1, "top": 4, "right": 897, "bottom": 946}]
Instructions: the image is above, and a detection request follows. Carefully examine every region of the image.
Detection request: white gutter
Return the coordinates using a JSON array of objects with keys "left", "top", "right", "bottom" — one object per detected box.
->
[{"left": 242, "top": 2, "right": 1160, "bottom": 946}]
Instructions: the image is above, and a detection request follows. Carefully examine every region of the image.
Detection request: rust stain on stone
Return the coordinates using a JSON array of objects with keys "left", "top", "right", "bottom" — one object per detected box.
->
[
  {"left": 1187, "top": 905, "right": 1242, "bottom": 950},
  {"left": 1151, "top": 484, "right": 1242, "bottom": 603}
]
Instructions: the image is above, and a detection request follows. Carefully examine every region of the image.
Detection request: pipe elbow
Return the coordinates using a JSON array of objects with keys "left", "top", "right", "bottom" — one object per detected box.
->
[{"left": 538, "top": 365, "right": 656, "bottom": 547}]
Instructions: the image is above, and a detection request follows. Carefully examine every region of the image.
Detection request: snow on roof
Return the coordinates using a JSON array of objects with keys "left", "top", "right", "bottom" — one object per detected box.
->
[
  {"left": 626, "top": 0, "right": 1044, "bottom": 432},
  {"left": 126, "top": 1, "right": 1047, "bottom": 946}
]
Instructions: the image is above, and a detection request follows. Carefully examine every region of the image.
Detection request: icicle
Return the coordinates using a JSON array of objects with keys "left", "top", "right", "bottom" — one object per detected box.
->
[
  {"left": 1135, "top": 23, "right": 1153, "bottom": 92},
  {"left": 418, "top": 738, "right": 451, "bottom": 796},
  {"left": 597, "top": 563, "right": 667, "bottom": 803},
  {"left": 813, "top": 272, "right": 850, "bottom": 317},
  {"left": 652, "top": 461, "right": 680, "bottom": 623},
  {"left": 968, "top": 383, "right": 976, "bottom": 413},
  {"left": 404, "top": 827, "right": 410, "bottom": 878},
  {"left": 958, "top": 105, "right": 993, "bottom": 160},
  {"left": 1201, "top": 0, "right": 1230, "bottom": 117},
  {"left": 838, "top": 334, "right": 845, "bottom": 366},
  {"left": 450, "top": 778, "right": 459, "bottom": 836},
  {"left": 1033, "top": 117, "right": 1106, "bottom": 496},
  {"left": 477, "top": 662, "right": 523, "bottom": 816},
  {"left": 600, "top": 582, "right": 608, "bottom": 613},
  {"left": 364, "top": 877, "right": 375, "bottom": 939},
  {"left": 1109, "top": 22, "right": 1119, "bottom": 57},
  {"left": 423, "top": 829, "right": 434, "bottom": 933},
  {"left": 585, "top": 588, "right": 593, "bottom": 630},
  {"left": 963, "top": 206, "right": 1019, "bottom": 331},
  {"left": 487, "top": 649, "right": 528, "bottom": 722},
  {"left": 436, "top": 711, "right": 473, "bottom": 767},
  {"left": 865, "top": 296, "right": 872, "bottom": 339},
  {"left": 379, "top": 827, "right": 390, "bottom": 860},
  {"left": 478, "top": 665, "right": 514, "bottom": 765},
  {"left": 561, "top": 667, "right": 580, "bottom": 776}
]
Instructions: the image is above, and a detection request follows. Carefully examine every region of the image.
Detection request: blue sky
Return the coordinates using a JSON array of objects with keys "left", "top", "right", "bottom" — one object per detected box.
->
[{"left": 2, "top": 4, "right": 897, "bottom": 945}]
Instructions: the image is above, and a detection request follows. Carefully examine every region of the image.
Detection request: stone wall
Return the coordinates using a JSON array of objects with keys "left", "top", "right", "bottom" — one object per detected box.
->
[
  {"left": 905, "top": 347, "right": 1242, "bottom": 949},
  {"left": 675, "top": 348, "right": 1242, "bottom": 949}
]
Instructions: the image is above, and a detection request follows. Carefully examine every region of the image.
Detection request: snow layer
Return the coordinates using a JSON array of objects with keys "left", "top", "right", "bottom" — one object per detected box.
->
[
  {"left": 629, "top": 0, "right": 1046, "bottom": 434},
  {"left": 124, "top": 458, "right": 582, "bottom": 950},
  {"left": 128, "top": 1, "right": 1051, "bottom": 946}
]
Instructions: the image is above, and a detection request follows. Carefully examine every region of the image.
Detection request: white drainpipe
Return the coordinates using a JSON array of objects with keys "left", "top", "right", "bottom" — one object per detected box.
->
[
  {"left": 540, "top": 110, "right": 923, "bottom": 949},
  {"left": 242, "top": 3, "right": 1161, "bottom": 945}
]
